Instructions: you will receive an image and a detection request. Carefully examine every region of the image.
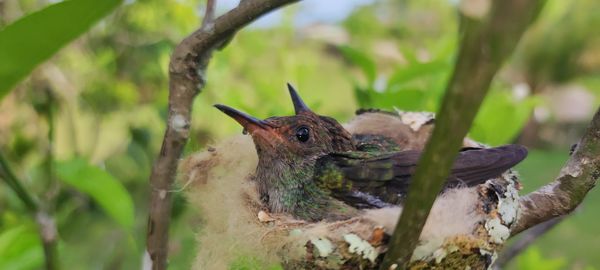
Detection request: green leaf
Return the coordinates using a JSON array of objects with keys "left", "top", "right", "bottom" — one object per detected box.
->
[
  {"left": 388, "top": 60, "right": 449, "bottom": 87},
  {"left": 338, "top": 45, "right": 377, "bottom": 85},
  {"left": 0, "top": 225, "right": 44, "bottom": 270},
  {"left": 56, "top": 158, "right": 134, "bottom": 229},
  {"left": 0, "top": 0, "right": 123, "bottom": 100},
  {"left": 372, "top": 89, "right": 427, "bottom": 111},
  {"left": 469, "top": 90, "right": 539, "bottom": 145}
]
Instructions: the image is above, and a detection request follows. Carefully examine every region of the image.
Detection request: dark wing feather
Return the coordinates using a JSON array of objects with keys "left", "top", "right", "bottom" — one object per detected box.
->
[
  {"left": 314, "top": 144, "right": 527, "bottom": 208},
  {"left": 448, "top": 145, "right": 528, "bottom": 187}
]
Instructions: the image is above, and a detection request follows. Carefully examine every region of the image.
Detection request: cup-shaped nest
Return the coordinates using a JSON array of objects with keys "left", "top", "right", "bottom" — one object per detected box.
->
[{"left": 180, "top": 110, "right": 521, "bottom": 270}]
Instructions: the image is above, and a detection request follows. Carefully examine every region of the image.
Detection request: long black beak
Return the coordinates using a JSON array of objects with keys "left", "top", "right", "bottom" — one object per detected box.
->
[
  {"left": 214, "top": 104, "right": 270, "bottom": 132},
  {"left": 287, "top": 83, "right": 311, "bottom": 114}
]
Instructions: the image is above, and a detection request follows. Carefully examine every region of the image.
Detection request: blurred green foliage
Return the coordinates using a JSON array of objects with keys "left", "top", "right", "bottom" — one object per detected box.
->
[
  {"left": 0, "top": 0, "right": 598, "bottom": 269},
  {"left": 0, "top": 0, "right": 123, "bottom": 98},
  {"left": 470, "top": 91, "right": 540, "bottom": 146},
  {"left": 516, "top": 246, "right": 566, "bottom": 270},
  {"left": 0, "top": 224, "right": 44, "bottom": 269},
  {"left": 516, "top": 0, "right": 600, "bottom": 87},
  {"left": 56, "top": 158, "right": 134, "bottom": 229}
]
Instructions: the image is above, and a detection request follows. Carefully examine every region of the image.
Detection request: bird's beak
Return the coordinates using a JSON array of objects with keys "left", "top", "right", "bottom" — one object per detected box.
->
[{"left": 214, "top": 104, "right": 270, "bottom": 133}]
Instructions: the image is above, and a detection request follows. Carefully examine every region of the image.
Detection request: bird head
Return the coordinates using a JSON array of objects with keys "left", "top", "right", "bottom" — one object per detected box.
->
[
  {"left": 215, "top": 84, "right": 357, "bottom": 218},
  {"left": 214, "top": 83, "right": 355, "bottom": 164}
]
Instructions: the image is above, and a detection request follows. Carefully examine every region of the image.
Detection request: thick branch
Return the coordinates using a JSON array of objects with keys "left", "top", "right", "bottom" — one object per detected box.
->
[
  {"left": 380, "top": 1, "right": 544, "bottom": 268},
  {"left": 512, "top": 108, "right": 600, "bottom": 234},
  {"left": 145, "top": 1, "right": 299, "bottom": 269}
]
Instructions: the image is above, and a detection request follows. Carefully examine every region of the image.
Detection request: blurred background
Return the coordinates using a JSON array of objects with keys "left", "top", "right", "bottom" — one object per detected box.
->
[{"left": 0, "top": 0, "right": 599, "bottom": 269}]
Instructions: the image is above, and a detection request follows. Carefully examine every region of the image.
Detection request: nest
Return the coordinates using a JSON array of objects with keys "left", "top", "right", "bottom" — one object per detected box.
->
[{"left": 180, "top": 111, "right": 521, "bottom": 270}]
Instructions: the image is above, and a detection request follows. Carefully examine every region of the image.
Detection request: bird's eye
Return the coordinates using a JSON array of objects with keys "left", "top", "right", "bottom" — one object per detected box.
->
[{"left": 295, "top": 127, "right": 310, "bottom": 142}]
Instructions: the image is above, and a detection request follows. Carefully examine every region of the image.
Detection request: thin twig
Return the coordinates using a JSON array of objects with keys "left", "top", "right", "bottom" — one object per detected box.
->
[
  {"left": 40, "top": 86, "right": 60, "bottom": 270},
  {"left": 145, "top": 1, "right": 300, "bottom": 269},
  {"left": 379, "top": 1, "right": 545, "bottom": 268},
  {"left": 201, "top": 0, "right": 216, "bottom": 29},
  {"left": 0, "top": 152, "right": 37, "bottom": 212},
  {"left": 36, "top": 211, "right": 59, "bottom": 270},
  {"left": 0, "top": 151, "right": 59, "bottom": 270},
  {"left": 512, "top": 107, "right": 600, "bottom": 235}
]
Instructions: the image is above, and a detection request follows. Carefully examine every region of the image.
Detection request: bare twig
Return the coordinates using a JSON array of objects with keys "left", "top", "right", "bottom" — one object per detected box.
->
[
  {"left": 0, "top": 152, "right": 59, "bottom": 270},
  {"left": 201, "top": 0, "right": 216, "bottom": 29},
  {"left": 36, "top": 212, "right": 59, "bottom": 270},
  {"left": 380, "top": 1, "right": 545, "bottom": 268},
  {"left": 511, "top": 108, "right": 600, "bottom": 234},
  {"left": 145, "top": 0, "right": 300, "bottom": 269},
  {"left": 0, "top": 152, "right": 37, "bottom": 211},
  {"left": 494, "top": 214, "right": 568, "bottom": 269},
  {"left": 40, "top": 86, "right": 60, "bottom": 270}
]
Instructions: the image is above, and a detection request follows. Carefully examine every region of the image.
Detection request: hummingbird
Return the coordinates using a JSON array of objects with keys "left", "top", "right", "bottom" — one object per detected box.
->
[{"left": 214, "top": 84, "right": 528, "bottom": 222}]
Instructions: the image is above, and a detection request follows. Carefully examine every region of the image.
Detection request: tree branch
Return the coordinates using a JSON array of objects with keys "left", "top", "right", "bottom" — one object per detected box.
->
[
  {"left": 511, "top": 108, "right": 600, "bottom": 234},
  {"left": 380, "top": 1, "right": 545, "bottom": 268},
  {"left": 145, "top": 1, "right": 300, "bottom": 269},
  {"left": 0, "top": 152, "right": 59, "bottom": 270}
]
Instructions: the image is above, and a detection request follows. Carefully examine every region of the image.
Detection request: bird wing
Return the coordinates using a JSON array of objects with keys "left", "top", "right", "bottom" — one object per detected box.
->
[{"left": 314, "top": 144, "right": 527, "bottom": 208}]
